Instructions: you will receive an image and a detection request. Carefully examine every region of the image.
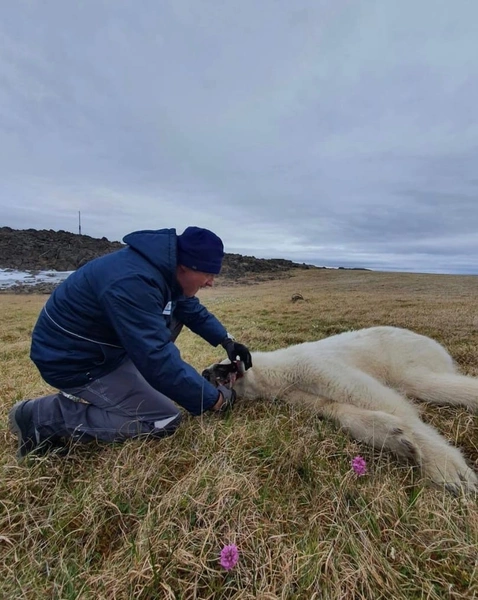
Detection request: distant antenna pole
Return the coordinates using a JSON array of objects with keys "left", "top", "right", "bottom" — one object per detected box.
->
[{"left": 78, "top": 211, "right": 82, "bottom": 235}]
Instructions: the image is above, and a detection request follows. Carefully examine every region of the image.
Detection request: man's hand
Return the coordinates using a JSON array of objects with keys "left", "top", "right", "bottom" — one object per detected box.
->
[
  {"left": 221, "top": 338, "right": 253, "bottom": 370},
  {"left": 212, "top": 385, "right": 236, "bottom": 412}
]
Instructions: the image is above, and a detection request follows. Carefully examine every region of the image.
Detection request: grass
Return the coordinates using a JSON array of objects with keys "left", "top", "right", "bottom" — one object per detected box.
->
[{"left": 0, "top": 268, "right": 477, "bottom": 599}]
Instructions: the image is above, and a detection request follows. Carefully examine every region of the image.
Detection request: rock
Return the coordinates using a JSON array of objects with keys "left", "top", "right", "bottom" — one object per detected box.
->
[
  {"left": 0, "top": 227, "right": 320, "bottom": 294},
  {"left": 0, "top": 227, "right": 124, "bottom": 271}
]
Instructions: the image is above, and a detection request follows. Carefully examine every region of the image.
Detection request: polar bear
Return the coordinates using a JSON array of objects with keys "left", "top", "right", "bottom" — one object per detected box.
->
[{"left": 203, "top": 326, "right": 478, "bottom": 494}]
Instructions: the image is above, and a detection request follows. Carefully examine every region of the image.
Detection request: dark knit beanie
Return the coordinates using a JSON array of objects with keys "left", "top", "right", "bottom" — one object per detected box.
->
[{"left": 176, "top": 226, "right": 224, "bottom": 274}]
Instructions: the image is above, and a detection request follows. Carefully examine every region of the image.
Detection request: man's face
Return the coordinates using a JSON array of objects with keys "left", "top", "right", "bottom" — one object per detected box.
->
[{"left": 176, "top": 265, "right": 216, "bottom": 297}]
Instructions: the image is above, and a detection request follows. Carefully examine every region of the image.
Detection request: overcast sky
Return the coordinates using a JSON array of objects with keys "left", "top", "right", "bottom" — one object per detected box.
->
[{"left": 1, "top": 1, "right": 477, "bottom": 274}]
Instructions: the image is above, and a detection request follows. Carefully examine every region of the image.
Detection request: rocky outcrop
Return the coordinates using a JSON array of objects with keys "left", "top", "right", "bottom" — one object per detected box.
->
[
  {"left": 0, "top": 227, "right": 320, "bottom": 293},
  {"left": 0, "top": 227, "right": 124, "bottom": 271}
]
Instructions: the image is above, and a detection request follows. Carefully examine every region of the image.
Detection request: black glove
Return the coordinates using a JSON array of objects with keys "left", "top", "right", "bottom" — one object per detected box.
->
[
  {"left": 221, "top": 337, "right": 253, "bottom": 370},
  {"left": 215, "top": 385, "right": 237, "bottom": 412}
]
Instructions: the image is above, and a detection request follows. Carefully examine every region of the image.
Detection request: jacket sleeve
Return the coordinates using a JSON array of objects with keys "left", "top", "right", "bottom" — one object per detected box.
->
[
  {"left": 174, "top": 296, "right": 228, "bottom": 346},
  {"left": 99, "top": 276, "right": 220, "bottom": 415}
]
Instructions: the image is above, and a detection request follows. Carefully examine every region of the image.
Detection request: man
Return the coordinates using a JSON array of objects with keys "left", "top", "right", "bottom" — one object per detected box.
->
[{"left": 8, "top": 226, "right": 252, "bottom": 460}]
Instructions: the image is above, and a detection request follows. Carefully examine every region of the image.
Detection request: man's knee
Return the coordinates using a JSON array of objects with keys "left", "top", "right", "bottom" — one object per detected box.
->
[{"left": 151, "top": 412, "right": 182, "bottom": 438}]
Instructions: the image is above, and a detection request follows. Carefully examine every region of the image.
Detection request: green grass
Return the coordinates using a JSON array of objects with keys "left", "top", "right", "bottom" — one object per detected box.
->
[{"left": 0, "top": 269, "right": 477, "bottom": 599}]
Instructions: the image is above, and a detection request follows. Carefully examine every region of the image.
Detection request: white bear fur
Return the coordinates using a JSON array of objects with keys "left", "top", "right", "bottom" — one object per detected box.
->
[{"left": 226, "top": 326, "right": 478, "bottom": 493}]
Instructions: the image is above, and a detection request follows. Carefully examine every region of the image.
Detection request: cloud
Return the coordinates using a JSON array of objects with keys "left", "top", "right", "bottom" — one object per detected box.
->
[{"left": 0, "top": 0, "right": 477, "bottom": 273}]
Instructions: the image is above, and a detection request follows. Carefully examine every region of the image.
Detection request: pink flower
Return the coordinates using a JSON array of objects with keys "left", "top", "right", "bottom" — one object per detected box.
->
[
  {"left": 220, "top": 544, "right": 239, "bottom": 570},
  {"left": 351, "top": 455, "right": 367, "bottom": 476}
]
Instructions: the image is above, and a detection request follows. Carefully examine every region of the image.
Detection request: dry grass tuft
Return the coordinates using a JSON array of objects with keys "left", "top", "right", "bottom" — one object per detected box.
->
[{"left": 1, "top": 269, "right": 477, "bottom": 599}]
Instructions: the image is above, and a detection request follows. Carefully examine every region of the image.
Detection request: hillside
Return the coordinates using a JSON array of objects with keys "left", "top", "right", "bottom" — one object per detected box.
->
[{"left": 0, "top": 226, "right": 320, "bottom": 293}]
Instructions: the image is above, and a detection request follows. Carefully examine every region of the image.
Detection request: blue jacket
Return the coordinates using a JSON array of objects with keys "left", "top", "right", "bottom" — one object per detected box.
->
[{"left": 30, "top": 228, "right": 228, "bottom": 414}]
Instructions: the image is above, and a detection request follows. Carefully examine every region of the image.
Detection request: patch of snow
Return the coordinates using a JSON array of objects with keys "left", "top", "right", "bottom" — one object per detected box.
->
[{"left": 0, "top": 269, "right": 73, "bottom": 289}]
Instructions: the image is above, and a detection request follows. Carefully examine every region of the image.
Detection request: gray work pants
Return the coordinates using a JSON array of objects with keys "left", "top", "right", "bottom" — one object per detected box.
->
[{"left": 31, "top": 320, "right": 185, "bottom": 444}]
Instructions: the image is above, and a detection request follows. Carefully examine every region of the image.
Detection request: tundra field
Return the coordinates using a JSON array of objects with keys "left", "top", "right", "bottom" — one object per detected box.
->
[{"left": 0, "top": 269, "right": 477, "bottom": 600}]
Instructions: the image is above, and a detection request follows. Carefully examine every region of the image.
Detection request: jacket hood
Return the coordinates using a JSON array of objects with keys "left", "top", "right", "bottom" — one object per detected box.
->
[{"left": 123, "top": 228, "right": 178, "bottom": 286}]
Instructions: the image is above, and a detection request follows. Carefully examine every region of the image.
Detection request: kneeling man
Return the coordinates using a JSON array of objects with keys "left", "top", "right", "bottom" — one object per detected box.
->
[{"left": 9, "top": 226, "right": 252, "bottom": 460}]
